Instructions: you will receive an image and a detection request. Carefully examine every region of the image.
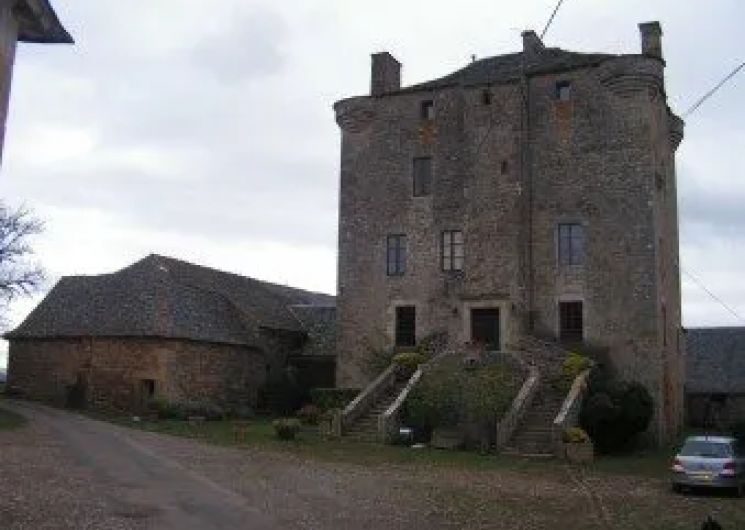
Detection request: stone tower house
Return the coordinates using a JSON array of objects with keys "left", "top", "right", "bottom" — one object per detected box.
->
[
  {"left": 334, "top": 22, "right": 684, "bottom": 442},
  {"left": 0, "top": 0, "right": 72, "bottom": 163}
]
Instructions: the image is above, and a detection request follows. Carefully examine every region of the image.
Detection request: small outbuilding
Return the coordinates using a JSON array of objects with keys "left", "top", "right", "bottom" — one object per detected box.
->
[
  {"left": 5, "top": 254, "right": 335, "bottom": 412},
  {"left": 686, "top": 327, "right": 745, "bottom": 429}
]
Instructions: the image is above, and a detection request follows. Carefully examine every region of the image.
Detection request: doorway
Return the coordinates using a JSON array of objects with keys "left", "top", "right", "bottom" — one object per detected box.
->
[{"left": 471, "top": 308, "right": 501, "bottom": 350}]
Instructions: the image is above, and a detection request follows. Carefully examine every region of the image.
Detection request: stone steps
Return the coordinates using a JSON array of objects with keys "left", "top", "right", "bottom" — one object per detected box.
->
[
  {"left": 343, "top": 380, "right": 408, "bottom": 439},
  {"left": 508, "top": 388, "right": 565, "bottom": 456}
]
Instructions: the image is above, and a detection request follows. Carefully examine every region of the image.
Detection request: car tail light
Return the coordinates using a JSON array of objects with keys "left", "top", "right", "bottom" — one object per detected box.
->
[
  {"left": 721, "top": 461, "right": 736, "bottom": 477},
  {"left": 672, "top": 457, "right": 684, "bottom": 473}
]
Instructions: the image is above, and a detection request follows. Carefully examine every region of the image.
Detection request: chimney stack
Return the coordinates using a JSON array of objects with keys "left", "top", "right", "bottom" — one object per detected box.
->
[
  {"left": 370, "top": 52, "right": 401, "bottom": 96},
  {"left": 521, "top": 30, "right": 545, "bottom": 64},
  {"left": 639, "top": 21, "right": 663, "bottom": 60}
]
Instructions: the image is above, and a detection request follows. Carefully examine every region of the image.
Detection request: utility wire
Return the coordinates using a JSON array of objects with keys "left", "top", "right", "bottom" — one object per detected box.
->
[
  {"left": 541, "top": 0, "right": 567, "bottom": 40},
  {"left": 682, "top": 268, "right": 745, "bottom": 323},
  {"left": 683, "top": 61, "right": 745, "bottom": 118}
]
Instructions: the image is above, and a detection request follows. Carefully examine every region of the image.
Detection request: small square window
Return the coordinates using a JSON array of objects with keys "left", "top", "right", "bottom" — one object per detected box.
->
[
  {"left": 420, "top": 100, "right": 435, "bottom": 120},
  {"left": 556, "top": 81, "right": 571, "bottom": 101}
]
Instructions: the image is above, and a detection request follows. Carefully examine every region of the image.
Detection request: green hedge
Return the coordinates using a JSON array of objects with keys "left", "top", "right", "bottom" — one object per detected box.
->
[
  {"left": 309, "top": 388, "right": 360, "bottom": 411},
  {"left": 405, "top": 356, "right": 520, "bottom": 431}
]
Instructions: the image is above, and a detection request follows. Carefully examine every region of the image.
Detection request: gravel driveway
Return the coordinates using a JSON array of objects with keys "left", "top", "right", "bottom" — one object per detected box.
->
[{"left": 1, "top": 401, "right": 744, "bottom": 530}]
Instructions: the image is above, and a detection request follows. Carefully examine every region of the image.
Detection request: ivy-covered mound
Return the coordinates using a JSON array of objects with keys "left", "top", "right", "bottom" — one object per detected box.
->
[{"left": 404, "top": 355, "right": 522, "bottom": 444}]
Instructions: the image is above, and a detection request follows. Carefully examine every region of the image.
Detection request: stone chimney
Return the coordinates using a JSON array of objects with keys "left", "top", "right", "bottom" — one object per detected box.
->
[
  {"left": 639, "top": 21, "right": 663, "bottom": 60},
  {"left": 370, "top": 52, "right": 401, "bottom": 96},
  {"left": 521, "top": 30, "right": 545, "bottom": 64}
]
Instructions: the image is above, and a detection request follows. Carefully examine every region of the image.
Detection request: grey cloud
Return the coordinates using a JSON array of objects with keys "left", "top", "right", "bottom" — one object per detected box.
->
[{"left": 189, "top": 9, "right": 286, "bottom": 83}]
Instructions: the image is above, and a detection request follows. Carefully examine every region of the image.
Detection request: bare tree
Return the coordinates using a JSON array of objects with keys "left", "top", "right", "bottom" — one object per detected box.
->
[{"left": 0, "top": 203, "right": 44, "bottom": 305}]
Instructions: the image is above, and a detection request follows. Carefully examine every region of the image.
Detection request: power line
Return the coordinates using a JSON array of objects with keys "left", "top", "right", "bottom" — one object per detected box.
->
[
  {"left": 541, "top": 0, "right": 568, "bottom": 40},
  {"left": 682, "top": 268, "right": 745, "bottom": 323},
  {"left": 683, "top": 61, "right": 745, "bottom": 118}
]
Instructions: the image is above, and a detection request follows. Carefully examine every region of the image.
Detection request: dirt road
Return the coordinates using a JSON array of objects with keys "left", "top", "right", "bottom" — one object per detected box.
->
[{"left": 1, "top": 401, "right": 743, "bottom": 530}]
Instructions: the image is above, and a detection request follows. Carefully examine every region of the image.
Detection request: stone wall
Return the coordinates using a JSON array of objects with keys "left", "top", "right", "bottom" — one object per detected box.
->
[{"left": 7, "top": 337, "right": 266, "bottom": 411}]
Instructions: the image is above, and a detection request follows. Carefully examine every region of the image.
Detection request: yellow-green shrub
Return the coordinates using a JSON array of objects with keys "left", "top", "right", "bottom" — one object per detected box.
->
[{"left": 562, "top": 427, "right": 591, "bottom": 444}]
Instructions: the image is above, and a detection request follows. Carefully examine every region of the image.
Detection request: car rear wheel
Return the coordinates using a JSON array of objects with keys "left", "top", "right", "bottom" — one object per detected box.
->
[{"left": 671, "top": 483, "right": 683, "bottom": 494}]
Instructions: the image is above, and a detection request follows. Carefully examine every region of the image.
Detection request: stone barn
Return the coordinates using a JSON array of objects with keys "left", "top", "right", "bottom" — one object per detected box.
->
[
  {"left": 686, "top": 327, "right": 745, "bottom": 430},
  {"left": 5, "top": 254, "right": 335, "bottom": 411}
]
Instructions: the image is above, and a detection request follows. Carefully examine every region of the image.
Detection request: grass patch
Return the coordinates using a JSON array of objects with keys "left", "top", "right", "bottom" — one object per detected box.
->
[
  {"left": 112, "top": 416, "right": 604, "bottom": 475},
  {"left": 105, "top": 414, "right": 691, "bottom": 481},
  {"left": 0, "top": 406, "right": 27, "bottom": 430}
]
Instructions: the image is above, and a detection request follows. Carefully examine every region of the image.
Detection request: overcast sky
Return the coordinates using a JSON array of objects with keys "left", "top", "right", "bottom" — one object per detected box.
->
[{"left": 0, "top": 0, "right": 743, "bottom": 368}]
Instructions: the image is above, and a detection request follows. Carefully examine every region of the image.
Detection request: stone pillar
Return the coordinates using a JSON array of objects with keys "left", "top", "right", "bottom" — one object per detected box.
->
[
  {"left": 0, "top": 2, "right": 19, "bottom": 165},
  {"left": 370, "top": 52, "right": 401, "bottom": 96},
  {"left": 639, "top": 21, "right": 663, "bottom": 60}
]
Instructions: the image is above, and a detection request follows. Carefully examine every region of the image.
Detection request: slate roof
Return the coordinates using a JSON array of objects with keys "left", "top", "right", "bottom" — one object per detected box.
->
[
  {"left": 17, "top": 0, "right": 73, "bottom": 44},
  {"left": 289, "top": 305, "right": 337, "bottom": 357},
  {"left": 400, "top": 48, "right": 614, "bottom": 93},
  {"left": 686, "top": 327, "right": 745, "bottom": 394},
  {"left": 6, "top": 255, "right": 335, "bottom": 347}
]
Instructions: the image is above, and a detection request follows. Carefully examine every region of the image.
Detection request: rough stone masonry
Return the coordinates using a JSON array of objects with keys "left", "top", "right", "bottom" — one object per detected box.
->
[{"left": 334, "top": 22, "right": 684, "bottom": 444}]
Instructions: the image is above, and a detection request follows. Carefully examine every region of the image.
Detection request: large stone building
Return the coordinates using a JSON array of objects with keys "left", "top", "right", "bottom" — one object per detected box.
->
[
  {"left": 0, "top": 0, "right": 72, "bottom": 163},
  {"left": 6, "top": 255, "right": 336, "bottom": 411},
  {"left": 334, "top": 23, "right": 684, "bottom": 442}
]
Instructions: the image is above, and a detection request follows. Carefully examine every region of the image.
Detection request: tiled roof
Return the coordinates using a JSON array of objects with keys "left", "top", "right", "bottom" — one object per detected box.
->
[
  {"left": 401, "top": 48, "right": 614, "bottom": 93},
  {"left": 6, "top": 254, "right": 335, "bottom": 347},
  {"left": 686, "top": 327, "right": 745, "bottom": 394}
]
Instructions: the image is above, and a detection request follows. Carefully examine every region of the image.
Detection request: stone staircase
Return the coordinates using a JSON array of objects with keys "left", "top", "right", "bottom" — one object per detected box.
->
[
  {"left": 343, "top": 379, "right": 408, "bottom": 442},
  {"left": 504, "top": 385, "right": 565, "bottom": 456}
]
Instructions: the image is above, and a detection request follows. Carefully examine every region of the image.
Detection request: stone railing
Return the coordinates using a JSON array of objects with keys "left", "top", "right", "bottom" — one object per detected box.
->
[
  {"left": 379, "top": 367, "right": 422, "bottom": 444},
  {"left": 378, "top": 347, "right": 454, "bottom": 444},
  {"left": 495, "top": 364, "right": 541, "bottom": 452},
  {"left": 551, "top": 368, "right": 592, "bottom": 456},
  {"left": 341, "top": 364, "right": 397, "bottom": 432}
]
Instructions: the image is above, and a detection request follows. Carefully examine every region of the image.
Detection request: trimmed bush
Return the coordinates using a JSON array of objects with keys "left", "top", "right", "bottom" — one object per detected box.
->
[
  {"left": 553, "top": 352, "right": 591, "bottom": 395},
  {"left": 393, "top": 352, "right": 426, "bottom": 379},
  {"left": 580, "top": 379, "right": 653, "bottom": 453},
  {"left": 562, "top": 427, "right": 591, "bottom": 444},
  {"left": 309, "top": 388, "right": 359, "bottom": 411},
  {"left": 296, "top": 404, "right": 322, "bottom": 425},
  {"left": 273, "top": 418, "right": 301, "bottom": 440}
]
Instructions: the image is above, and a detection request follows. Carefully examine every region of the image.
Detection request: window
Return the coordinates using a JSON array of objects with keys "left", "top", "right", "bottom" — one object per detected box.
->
[
  {"left": 481, "top": 89, "right": 492, "bottom": 106},
  {"left": 420, "top": 100, "right": 435, "bottom": 120},
  {"left": 559, "top": 301, "right": 583, "bottom": 342},
  {"left": 413, "top": 157, "right": 432, "bottom": 197},
  {"left": 395, "top": 306, "right": 416, "bottom": 347},
  {"left": 558, "top": 223, "right": 585, "bottom": 266},
  {"left": 387, "top": 234, "right": 407, "bottom": 276},
  {"left": 441, "top": 230, "right": 464, "bottom": 271},
  {"left": 556, "top": 81, "right": 571, "bottom": 101}
]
